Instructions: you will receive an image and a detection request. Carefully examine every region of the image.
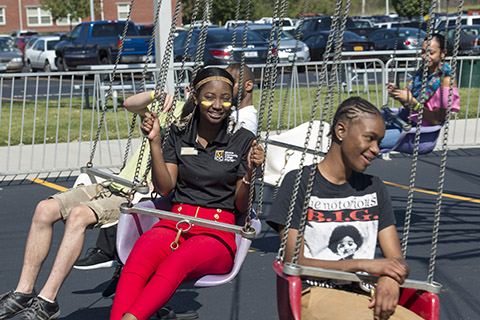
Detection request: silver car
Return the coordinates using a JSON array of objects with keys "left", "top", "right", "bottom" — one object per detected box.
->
[
  {"left": 0, "top": 38, "right": 24, "bottom": 72},
  {"left": 248, "top": 25, "right": 310, "bottom": 63}
]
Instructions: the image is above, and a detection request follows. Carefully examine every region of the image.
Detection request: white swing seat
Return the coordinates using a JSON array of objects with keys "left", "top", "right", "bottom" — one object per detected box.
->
[
  {"left": 116, "top": 196, "right": 261, "bottom": 287},
  {"left": 264, "top": 121, "right": 330, "bottom": 186},
  {"left": 72, "top": 172, "right": 150, "bottom": 228}
]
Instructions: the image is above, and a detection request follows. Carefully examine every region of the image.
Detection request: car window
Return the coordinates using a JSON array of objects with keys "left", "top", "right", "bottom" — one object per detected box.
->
[
  {"left": 70, "top": 24, "right": 83, "bottom": 40},
  {"left": 398, "top": 29, "right": 426, "bottom": 37},
  {"left": 33, "top": 40, "right": 43, "bottom": 51},
  {"left": 208, "top": 30, "right": 263, "bottom": 43},
  {"left": 0, "top": 40, "right": 11, "bottom": 52},
  {"left": 473, "top": 18, "right": 480, "bottom": 25},
  {"left": 343, "top": 32, "right": 362, "bottom": 41},
  {"left": 91, "top": 23, "right": 137, "bottom": 38},
  {"left": 47, "top": 40, "right": 60, "bottom": 50}
]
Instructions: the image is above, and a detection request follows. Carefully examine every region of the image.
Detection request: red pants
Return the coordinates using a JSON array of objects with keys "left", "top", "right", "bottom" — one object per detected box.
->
[{"left": 110, "top": 204, "right": 237, "bottom": 320}]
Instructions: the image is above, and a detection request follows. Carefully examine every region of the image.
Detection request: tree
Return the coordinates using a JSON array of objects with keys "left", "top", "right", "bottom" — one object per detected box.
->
[
  {"left": 392, "top": 0, "right": 432, "bottom": 18},
  {"left": 40, "top": 0, "right": 91, "bottom": 24}
]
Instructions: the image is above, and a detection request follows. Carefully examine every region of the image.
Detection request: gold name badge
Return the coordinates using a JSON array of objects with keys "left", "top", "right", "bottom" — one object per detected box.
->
[{"left": 181, "top": 147, "right": 198, "bottom": 155}]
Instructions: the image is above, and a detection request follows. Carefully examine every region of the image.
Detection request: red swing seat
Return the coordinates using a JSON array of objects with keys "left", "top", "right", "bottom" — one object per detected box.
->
[{"left": 273, "top": 260, "right": 440, "bottom": 320}]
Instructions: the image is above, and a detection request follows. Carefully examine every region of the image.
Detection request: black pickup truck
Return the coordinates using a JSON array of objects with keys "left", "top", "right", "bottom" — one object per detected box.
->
[{"left": 55, "top": 20, "right": 154, "bottom": 71}]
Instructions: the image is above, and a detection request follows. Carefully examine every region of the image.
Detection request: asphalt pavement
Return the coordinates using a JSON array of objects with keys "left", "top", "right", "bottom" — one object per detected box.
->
[{"left": 1, "top": 148, "right": 479, "bottom": 319}]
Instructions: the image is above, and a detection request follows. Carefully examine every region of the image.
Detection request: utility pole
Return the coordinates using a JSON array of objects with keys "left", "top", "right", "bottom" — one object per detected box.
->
[
  {"left": 155, "top": 0, "right": 174, "bottom": 92},
  {"left": 90, "top": 0, "right": 95, "bottom": 21}
]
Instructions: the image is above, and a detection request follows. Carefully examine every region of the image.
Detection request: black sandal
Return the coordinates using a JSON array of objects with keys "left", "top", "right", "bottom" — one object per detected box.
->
[{"left": 156, "top": 307, "right": 199, "bottom": 320}]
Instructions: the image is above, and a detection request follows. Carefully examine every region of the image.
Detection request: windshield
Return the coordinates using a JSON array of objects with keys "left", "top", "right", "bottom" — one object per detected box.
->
[{"left": 208, "top": 29, "right": 264, "bottom": 42}]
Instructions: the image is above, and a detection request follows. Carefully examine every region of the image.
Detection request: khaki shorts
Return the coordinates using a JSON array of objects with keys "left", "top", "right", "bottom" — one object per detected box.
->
[
  {"left": 301, "top": 286, "right": 423, "bottom": 320},
  {"left": 51, "top": 183, "right": 128, "bottom": 228}
]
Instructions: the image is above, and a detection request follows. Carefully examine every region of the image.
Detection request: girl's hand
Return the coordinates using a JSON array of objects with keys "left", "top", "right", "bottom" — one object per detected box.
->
[
  {"left": 389, "top": 88, "right": 415, "bottom": 106},
  {"left": 369, "top": 276, "right": 400, "bottom": 320},
  {"left": 247, "top": 140, "right": 265, "bottom": 171},
  {"left": 386, "top": 82, "right": 398, "bottom": 94},
  {"left": 141, "top": 112, "right": 161, "bottom": 142}
]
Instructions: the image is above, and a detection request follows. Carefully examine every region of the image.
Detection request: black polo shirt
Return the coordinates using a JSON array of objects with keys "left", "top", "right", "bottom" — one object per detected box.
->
[{"left": 162, "top": 120, "right": 255, "bottom": 212}]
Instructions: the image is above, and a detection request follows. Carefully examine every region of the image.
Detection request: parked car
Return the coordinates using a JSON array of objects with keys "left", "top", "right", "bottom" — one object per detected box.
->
[
  {"left": 9, "top": 30, "right": 38, "bottom": 38},
  {"left": 25, "top": 36, "right": 61, "bottom": 72},
  {"left": 55, "top": 20, "right": 154, "bottom": 71},
  {"left": 367, "top": 28, "right": 427, "bottom": 50},
  {"left": 300, "top": 16, "right": 356, "bottom": 41},
  {"left": 303, "top": 30, "right": 374, "bottom": 61},
  {"left": 353, "top": 19, "right": 375, "bottom": 28},
  {"left": 248, "top": 25, "right": 310, "bottom": 63},
  {"left": 436, "top": 15, "right": 480, "bottom": 30},
  {"left": 0, "top": 38, "right": 24, "bottom": 72},
  {"left": 173, "top": 27, "right": 275, "bottom": 66},
  {"left": 439, "top": 25, "right": 480, "bottom": 55},
  {"left": 253, "top": 17, "right": 296, "bottom": 31}
]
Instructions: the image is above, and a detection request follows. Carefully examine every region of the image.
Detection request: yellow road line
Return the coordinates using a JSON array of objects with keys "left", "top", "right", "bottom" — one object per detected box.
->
[
  {"left": 383, "top": 180, "right": 480, "bottom": 204},
  {"left": 27, "top": 177, "right": 480, "bottom": 205},
  {"left": 28, "top": 178, "right": 68, "bottom": 192}
]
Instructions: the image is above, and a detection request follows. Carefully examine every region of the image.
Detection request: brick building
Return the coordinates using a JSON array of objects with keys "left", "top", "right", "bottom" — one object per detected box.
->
[{"left": 0, "top": 0, "right": 179, "bottom": 35}]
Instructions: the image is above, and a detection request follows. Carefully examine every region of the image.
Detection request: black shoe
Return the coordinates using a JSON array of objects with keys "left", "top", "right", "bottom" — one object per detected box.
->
[
  {"left": 0, "top": 290, "right": 37, "bottom": 320},
  {"left": 156, "top": 307, "right": 198, "bottom": 320},
  {"left": 11, "top": 296, "right": 60, "bottom": 320},
  {"left": 102, "top": 265, "right": 123, "bottom": 298},
  {"left": 74, "top": 248, "right": 119, "bottom": 270}
]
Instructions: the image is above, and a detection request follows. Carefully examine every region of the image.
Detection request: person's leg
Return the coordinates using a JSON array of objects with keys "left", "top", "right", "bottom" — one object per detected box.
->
[
  {"left": 110, "top": 225, "right": 178, "bottom": 320},
  {"left": 96, "top": 225, "right": 118, "bottom": 260},
  {"left": 39, "top": 204, "right": 98, "bottom": 301},
  {"left": 15, "top": 199, "right": 62, "bottom": 295},
  {"left": 124, "top": 233, "right": 234, "bottom": 320}
]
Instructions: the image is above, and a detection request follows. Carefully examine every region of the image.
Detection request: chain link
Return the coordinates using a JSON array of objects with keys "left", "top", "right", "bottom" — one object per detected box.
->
[
  {"left": 401, "top": 0, "right": 437, "bottom": 257},
  {"left": 277, "top": 0, "right": 345, "bottom": 263},
  {"left": 427, "top": 0, "right": 463, "bottom": 283}
]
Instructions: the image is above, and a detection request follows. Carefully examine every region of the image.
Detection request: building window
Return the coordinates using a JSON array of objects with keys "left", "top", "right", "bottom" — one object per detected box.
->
[
  {"left": 26, "top": 7, "right": 53, "bottom": 26},
  {"left": 117, "top": 3, "right": 131, "bottom": 20},
  {"left": 0, "top": 7, "right": 5, "bottom": 25},
  {"left": 56, "top": 15, "right": 81, "bottom": 26}
]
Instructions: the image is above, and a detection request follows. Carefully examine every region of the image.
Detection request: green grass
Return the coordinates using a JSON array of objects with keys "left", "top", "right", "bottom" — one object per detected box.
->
[{"left": 1, "top": 85, "right": 478, "bottom": 146}]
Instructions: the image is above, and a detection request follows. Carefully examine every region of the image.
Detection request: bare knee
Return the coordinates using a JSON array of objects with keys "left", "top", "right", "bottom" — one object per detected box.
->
[
  {"left": 32, "top": 199, "right": 61, "bottom": 227},
  {"left": 65, "top": 205, "right": 98, "bottom": 230}
]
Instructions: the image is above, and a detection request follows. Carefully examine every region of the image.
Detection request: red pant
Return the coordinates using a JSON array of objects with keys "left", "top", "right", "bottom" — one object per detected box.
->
[{"left": 110, "top": 204, "right": 237, "bottom": 320}]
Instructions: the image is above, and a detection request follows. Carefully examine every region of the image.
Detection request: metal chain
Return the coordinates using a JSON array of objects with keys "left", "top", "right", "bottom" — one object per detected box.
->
[
  {"left": 401, "top": 0, "right": 437, "bottom": 257},
  {"left": 121, "top": 0, "right": 165, "bottom": 169},
  {"left": 253, "top": 0, "right": 289, "bottom": 223},
  {"left": 277, "top": 0, "right": 344, "bottom": 262},
  {"left": 427, "top": 0, "right": 463, "bottom": 283},
  {"left": 228, "top": 0, "right": 243, "bottom": 65},
  {"left": 133, "top": 0, "right": 184, "bottom": 189},
  {"left": 87, "top": 0, "right": 135, "bottom": 166},
  {"left": 291, "top": 0, "right": 348, "bottom": 265},
  {"left": 192, "top": 0, "right": 213, "bottom": 81},
  {"left": 276, "top": 0, "right": 308, "bottom": 134}
]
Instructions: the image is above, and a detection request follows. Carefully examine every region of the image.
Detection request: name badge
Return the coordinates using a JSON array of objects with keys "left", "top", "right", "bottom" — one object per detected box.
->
[{"left": 181, "top": 147, "right": 198, "bottom": 155}]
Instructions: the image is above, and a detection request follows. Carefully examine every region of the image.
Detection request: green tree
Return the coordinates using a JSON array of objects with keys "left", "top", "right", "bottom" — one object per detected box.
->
[
  {"left": 40, "top": 0, "right": 91, "bottom": 23},
  {"left": 392, "top": 0, "right": 432, "bottom": 18}
]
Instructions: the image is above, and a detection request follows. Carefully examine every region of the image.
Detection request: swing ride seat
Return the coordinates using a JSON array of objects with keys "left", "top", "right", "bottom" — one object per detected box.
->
[
  {"left": 116, "top": 195, "right": 262, "bottom": 287},
  {"left": 380, "top": 108, "right": 443, "bottom": 155},
  {"left": 263, "top": 121, "right": 330, "bottom": 186},
  {"left": 272, "top": 260, "right": 440, "bottom": 320}
]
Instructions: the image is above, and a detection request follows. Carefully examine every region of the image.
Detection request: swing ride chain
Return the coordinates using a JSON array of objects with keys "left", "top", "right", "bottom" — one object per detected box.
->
[
  {"left": 235, "top": 0, "right": 250, "bottom": 133},
  {"left": 401, "top": 0, "right": 437, "bottom": 257},
  {"left": 331, "top": 0, "right": 350, "bottom": 119},
  {"left": 192, "top": 0, "right": 212, "bottom": 82},
  {"left": 87, "top": 0, "right": 135, "bottom": 167},
  {"left": 291, "top": 0, "right": 349, "bottom": 265},
  {"left": 139, "top": 0, "right": 165, "bottom": 93},
  {"left": 228, "top": 0, "right": 243, "bottom": 66},
  {"left": 277, "top": 0, "right": 344, "bottom": 262},
  {"left": 162, "top": 0, "right": 202, "bottom": 134},
  {"left": 131, "top": 0, "right": 184, "bottom": 194},
  {"left": 276, "top": 0, "right": 308, "bottom": 134},
  {"left": 272, "top": 150, "right": 294, "bottom": 201},
  {"left": 253, "top": 0, "right": 288, "bottom": 222},
  {"left": 121, "top": 0, "right": 167, "bottom": 170},
  {"left": 427, "top": 0, "right": 463, "bottom": 283}
]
